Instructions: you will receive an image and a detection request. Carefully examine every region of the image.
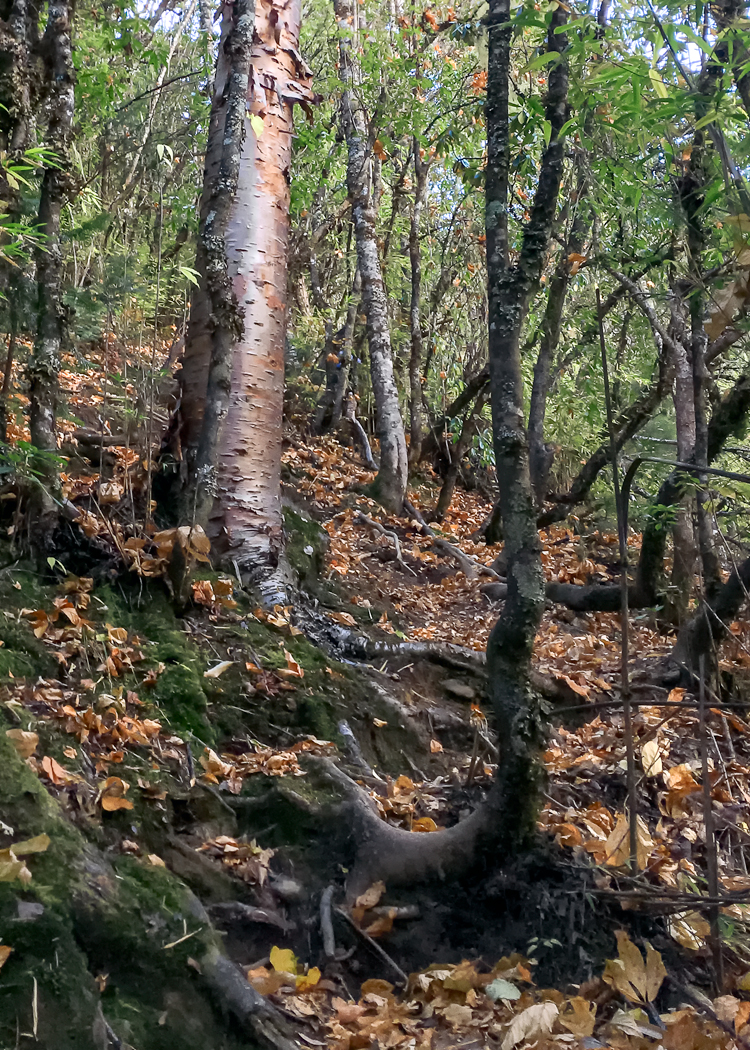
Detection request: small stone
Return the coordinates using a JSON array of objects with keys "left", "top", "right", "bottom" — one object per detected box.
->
[
  {"left": 271, "top": 876, "right": 305, "bottom": 902},
  {"left": 443, "top": 679, "right": 476, "bottom": 701},
  {"left": 17, "top": 901, "right": 44, "bottom": 921}
]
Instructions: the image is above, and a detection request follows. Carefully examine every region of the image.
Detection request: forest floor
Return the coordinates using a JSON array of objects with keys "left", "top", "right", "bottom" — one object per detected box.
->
[{"left": 2, "top": 347, "right": 750, "bottom": 1049}]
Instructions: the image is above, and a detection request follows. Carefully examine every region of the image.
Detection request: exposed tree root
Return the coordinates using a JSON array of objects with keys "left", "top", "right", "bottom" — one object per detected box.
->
[
  {"left": 355, "top": 511, "right": 417, "bottom": 576},
  {"left": 201, "top": 945, "right": 300, "bottom": 1050},
  {"left": 403, "top": 499, "right": 501, "bottom": 580}
]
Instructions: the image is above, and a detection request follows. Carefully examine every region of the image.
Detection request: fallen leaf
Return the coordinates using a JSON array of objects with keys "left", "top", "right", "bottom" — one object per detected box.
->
[
  {"left": 0, "top": 946, "right": 11, "bottom": 971},
  {"left": 269, "top": 945, "right": 297, "bottom": 975},
  {"left": 5, "top": 729, "right": 39, "bottom": 758},
  {"left": 501, "top": 1000, "right": 559, "bottom": 1050},
  {"left": 486, "top": 978, "right": 521, "bottom": 1001},
  {"left": 602, "top": 930, "right": 666, "bottom": 1004},
  {"left": 559, "top": 996, "right": 597, "bottom": 1036},
  {"left": 204, "top": 660, "right": 234, "bottom": 679},
  {"left": 429, "top": 739, "right": 444, "bottom": 753},
  {"left": 296, "top": 966, "right": 321, "bottom": 991},
  {"left": 641, "top": 738, "right": 662, "bottom": 777},
  {"left": 11, "top": 834, "right": 50, "bottom": 856},
  {"left": 355, "top": 880, "right": 385, "bottom": 910}
]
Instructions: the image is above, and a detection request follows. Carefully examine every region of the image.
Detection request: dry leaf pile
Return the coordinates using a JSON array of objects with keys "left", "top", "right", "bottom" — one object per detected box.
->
[{"left": 244, "top": 931, "right": 737, "bottom": 1050}]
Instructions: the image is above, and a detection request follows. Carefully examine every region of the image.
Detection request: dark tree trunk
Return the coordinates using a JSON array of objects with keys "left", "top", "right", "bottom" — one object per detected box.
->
[
  {"left": 313, "top": 271, "right": 361, "bottom": 434},
  {"left": 528, "top": 157, "right": 590, "bottom": 505},
  {"left": 431, "top": 391, "right": 488, "bottom": 522},
  {"left": 420, "top": 364, "right": 490, "bottom": 465},
  {"left": 484, "top": 0, "right": 568, "bottom": 847},
  {"left": 28, "top": 0, "right": 75, "bottom": 518}
]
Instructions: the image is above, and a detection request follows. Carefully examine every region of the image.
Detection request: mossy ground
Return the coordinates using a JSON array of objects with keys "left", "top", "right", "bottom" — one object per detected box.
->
[{"left": 0, "top": 529, "right": 438, "bottom": 1048}]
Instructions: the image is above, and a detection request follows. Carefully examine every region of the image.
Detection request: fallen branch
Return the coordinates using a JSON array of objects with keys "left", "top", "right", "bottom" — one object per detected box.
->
[
  {"left": 403, "top": 500, "right": 501, "bottom": 580},
  {"left": 320, "top": 885, "right": 336, "bottom": 960},
  {"left": 355, "top": 511, "right": 417, "bottom": 576}
]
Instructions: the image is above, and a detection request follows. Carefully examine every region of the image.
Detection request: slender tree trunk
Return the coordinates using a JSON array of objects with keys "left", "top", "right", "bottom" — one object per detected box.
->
[
  {"left": 408, "top": 142, "right": 429, "bottom": 468},
  {"left": 528, "top": 157, "right": 590, "bottom": 505},
  {"left": 205, "top": 0, "right": 311, "bottom": 585},
  {"left": 667, "top": 314, "right": 697, "bottom": 623},
  {"left": 334, "top": 0, "right": 408, "bottom": 513},
  {"left": 484, "top": 0, "right": 568, "bottom": 847},
  {"left": 313, "top": 270, "right": 361, "bottom": 434},
  {"left": 431, "top": 392, "right": 488, "bottom": 522},
  {"left": 28, "top": 0, "right": 75, "bottom": 520}
]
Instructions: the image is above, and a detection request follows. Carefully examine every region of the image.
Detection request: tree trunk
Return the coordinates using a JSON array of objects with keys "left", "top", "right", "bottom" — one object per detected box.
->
[
  {"left": 431, "top": 391, "right": 488, "bottom": 523},
  {"left": 528, "top": 155, "right": 590, "bottom": 505},
  {"left": 205, "top": 0, "right": 312, "bottom": 584},
  {"left": 181, "top": 1, "right": 254, "bottom": 530},
  {"left": 174, "top": 10, "right": 233, "bottom": 476},
  {"left": 334, "top": 0, "right": 408, "bottom": 513},
  {"left": 28, "top": 0, "right": 75, "bottom": 516},
  {"left": 484, "top": 0, "right": 568, "bottom": 847},
  {"left": 408, "top": 142, "right": 429, "bottom": 468},
  {"left": 313, "top": 270, "right": 361, "bottom": 434},
  {"left": 666, "top": 315, "right": 697, "bottom": 623}
]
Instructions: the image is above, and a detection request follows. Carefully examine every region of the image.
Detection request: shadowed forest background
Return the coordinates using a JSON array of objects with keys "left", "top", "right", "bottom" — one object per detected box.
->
[{"left": 2, "top": 0, "right": 750, "bottom": 1047}]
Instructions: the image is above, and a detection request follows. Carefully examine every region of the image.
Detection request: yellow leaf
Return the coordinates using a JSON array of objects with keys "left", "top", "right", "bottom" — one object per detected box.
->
[
  {"left": 11, "top": 834, "right": 50, "bottom": 856},
  {"left": 277, "top": 649, "right": 304, "bottom": 679},
  {"left": 296, "top": 966, "right": 321, "bottom": 991},
  {"left": 0, "top": 946, "right": 11, "bottom": 971},
  {"left": 602, "top": 930, "right": 665, "bottom": 1004},
  {"left": 269, "top": 945, "right": 297, "bottom": 975},
  {"left": 250, "top": 113, "right": 264, "bottom": 138},
  {"left": 5, "top": 729, "right": 39, "bottom": 758},
  {"left": 737, "top": 971, "right": 750, "bottom": 992},
  {"left": 0, "top": 850, "right": 30, "bottom": 883},
  {"left": 372, "top": 717, "right": 387, "bottom": 727}
]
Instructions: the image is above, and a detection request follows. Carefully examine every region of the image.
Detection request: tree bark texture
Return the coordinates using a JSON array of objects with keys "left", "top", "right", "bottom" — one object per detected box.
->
[
  {"left": 207, "top": 0, "right": 313, "bottom": 574},
  {"left": 335, "top": 0, "right": 408, "bottom": 512},
  {"left": 408, "top": 142, "right": 429, "bottom": 468},
  {"left": 183, "top": 0, "right": 254, "bottom": 529},
  {"left": 484, "top": 0, "right": 568, "bottom": 848},
  {"left": 528, "top": 152, "right": 590, "bottom": 505},
  {"left": 28, "top": 0, "right": 75, "bottom": 485}
]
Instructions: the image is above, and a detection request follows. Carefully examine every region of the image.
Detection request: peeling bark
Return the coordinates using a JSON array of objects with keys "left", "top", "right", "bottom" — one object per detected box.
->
[
  {"left": 183, "top": 0, "right": 254, "bottom": 530},
  {"left": 334, "top": 0, "right": 408, "bottom": 512},
  {"left": 202, "top": 0, "right": 313, "bottom": 580}
]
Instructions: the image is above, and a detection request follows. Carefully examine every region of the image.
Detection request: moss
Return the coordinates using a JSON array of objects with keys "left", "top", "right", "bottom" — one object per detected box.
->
[
  {"left": 0, "top": 614, "right": 57, "bottom": 679},
  {"left": 283, "top": 506, "right": 329, "bottom": 587},
  {"left": 150, "top": 662, "right": 213, "bottom": 743}
]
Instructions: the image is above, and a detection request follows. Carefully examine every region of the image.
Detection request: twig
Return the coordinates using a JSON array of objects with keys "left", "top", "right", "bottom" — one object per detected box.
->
[
  {"left": 320, "top": 885, "right": 336, "bottom": 959},
  {"left": 354, "top": 512, "right": 417, "bottom": 576},
  {"left": 334, "top": 907, "right": 408, "bottom": 985}
]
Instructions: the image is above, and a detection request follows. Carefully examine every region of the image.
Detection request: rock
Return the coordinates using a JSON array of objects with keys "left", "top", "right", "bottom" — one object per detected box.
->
[
  {"left": 270, "top": 876, "right": 306, "bottom": 903},
  {"left": 443, "top": 679, "right": 476, "bottom": 701}
]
